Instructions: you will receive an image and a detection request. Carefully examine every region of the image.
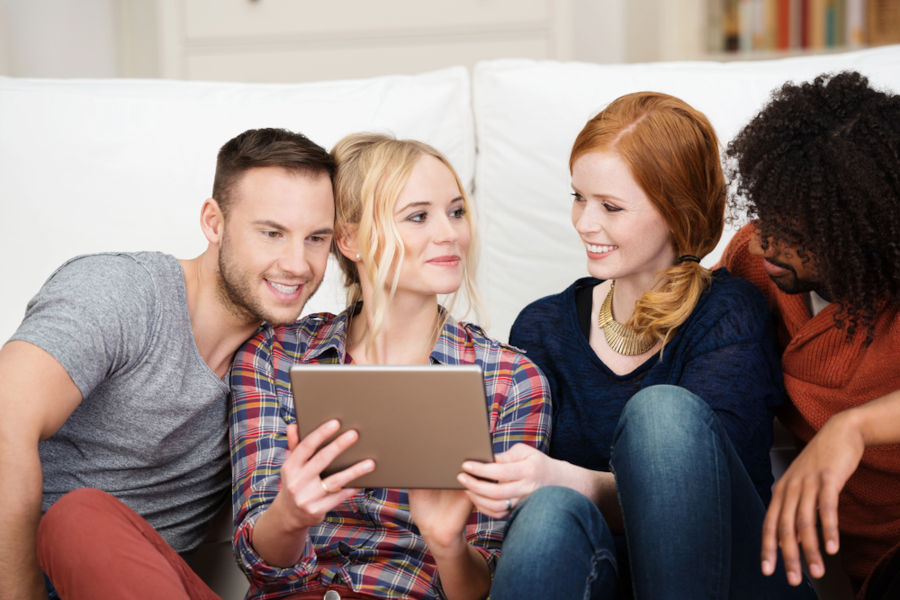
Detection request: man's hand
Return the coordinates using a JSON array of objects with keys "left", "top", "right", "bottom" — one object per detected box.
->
[{"left": 761, "top": 415, "right": 864, "bottom": 585}]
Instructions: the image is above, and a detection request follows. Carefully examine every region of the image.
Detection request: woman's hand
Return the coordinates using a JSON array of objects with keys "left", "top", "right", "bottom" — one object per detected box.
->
[
  {"left": 252, "top": 419, "right": 376, "bottom": 566},
  {"left": 408, "top": 489, "right": 474, "bottom": 553},
  {"left": 456, "top": 443, "right": 563, "bottom": 519}
]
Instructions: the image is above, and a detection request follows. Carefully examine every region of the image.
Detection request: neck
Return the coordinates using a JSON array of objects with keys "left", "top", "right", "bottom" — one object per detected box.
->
[
  {"left": 348, "top": 289, "right": 441, "bottom": 365},
  {"left": 609, "top": 271, "right": 663, "bottom": 323},
  {"left": 181, "top": 250, "right": 261, "bottom": 378}
]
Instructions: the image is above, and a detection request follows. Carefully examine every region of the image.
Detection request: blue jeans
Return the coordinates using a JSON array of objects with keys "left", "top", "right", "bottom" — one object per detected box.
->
[
  {"left": 492, "top": 385, "right": 816, "bottom": 599},
  {"left": 491, "top": 485, "right": 620, "bottom": 600}
]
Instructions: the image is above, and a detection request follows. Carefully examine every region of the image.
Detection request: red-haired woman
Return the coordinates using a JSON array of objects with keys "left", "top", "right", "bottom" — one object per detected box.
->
[{"left": 459, "top": 92, "right": 813, "bottom": 599}]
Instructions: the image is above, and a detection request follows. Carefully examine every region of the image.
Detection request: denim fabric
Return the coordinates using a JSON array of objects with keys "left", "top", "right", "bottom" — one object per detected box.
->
[
  {"left": 491, "top": 486, "right": 619, "bottom": 600},
  {"left": 611, "top": 385, "right": 815, "bottom": 599},
  {"left": 44, "top": 574, "right": 59, "bottom": 600}
]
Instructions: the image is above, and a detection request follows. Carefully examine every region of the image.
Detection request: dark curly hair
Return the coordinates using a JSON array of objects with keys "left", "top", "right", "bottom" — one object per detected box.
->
[{"left": 726, "top": 71, "right": 900, "bottom": 341}]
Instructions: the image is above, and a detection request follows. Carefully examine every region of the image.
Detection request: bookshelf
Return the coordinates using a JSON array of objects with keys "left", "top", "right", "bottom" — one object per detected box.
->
[{"left": 706, "top": 0, "right": 900, "bottom": 56}]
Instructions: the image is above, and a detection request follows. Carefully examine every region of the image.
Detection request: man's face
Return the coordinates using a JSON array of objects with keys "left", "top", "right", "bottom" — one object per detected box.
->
[
  {"left": 216, "top": 166, "right": 334, "bottom": 326},
  {"left": 748, "top": 230, "right": 822, "bottom": 295}
]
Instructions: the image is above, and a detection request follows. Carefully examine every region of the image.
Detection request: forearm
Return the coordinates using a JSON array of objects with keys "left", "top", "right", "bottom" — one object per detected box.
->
[
  {"left": 0, "top": 445, "right": 46, "bottom": 600},
  {"left": 429, "top": 539, "right": 491, "bottom": 600},
  {"left": 832, "top": 389, "right": 900, "bottom": 447},
  {"left": 556, "top": 460, "right": 623, "bottom": 533},
  {"left": 247, "top": 495, "right": 312, "bottom": 568}
]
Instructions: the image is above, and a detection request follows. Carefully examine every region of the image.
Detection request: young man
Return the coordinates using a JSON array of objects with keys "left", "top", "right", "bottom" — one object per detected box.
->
[
  {"left": 0, "top": 127, "right": 336, "bottom": 600},
  {"left": 721, "top": 71, "right": 900, "bottom": 599}
]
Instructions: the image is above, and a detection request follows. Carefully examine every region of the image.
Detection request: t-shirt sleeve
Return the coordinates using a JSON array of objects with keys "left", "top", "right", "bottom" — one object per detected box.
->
[{"left": 9, "top": 254, "right": 158, "bottom": 399}]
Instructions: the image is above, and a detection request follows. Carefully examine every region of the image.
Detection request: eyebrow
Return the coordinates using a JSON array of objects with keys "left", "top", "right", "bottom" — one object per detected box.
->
[
  {"left": 252, "top": 220, "right": 334, "bottom": 235},
  {"left": 395, "top": 196, "right": 465, "bottom": 213}
]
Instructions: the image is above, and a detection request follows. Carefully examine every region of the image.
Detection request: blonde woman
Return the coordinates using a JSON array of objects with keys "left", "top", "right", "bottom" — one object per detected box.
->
[
  {"left": 228, "top": 133, "right": 551, "bottom": 600},
  {"left": 459, "top": 93, "right": 813, "bottom": 599}
]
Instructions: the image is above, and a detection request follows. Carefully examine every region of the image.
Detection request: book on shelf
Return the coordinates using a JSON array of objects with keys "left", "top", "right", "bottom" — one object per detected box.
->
[{"left": 707, "top": 0, "right": 899, "bottom": 54}]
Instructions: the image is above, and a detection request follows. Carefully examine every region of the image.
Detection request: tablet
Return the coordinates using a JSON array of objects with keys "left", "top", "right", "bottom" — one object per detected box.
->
[{"left": 289, "top": 363, "right": 493, "bottom": 489}]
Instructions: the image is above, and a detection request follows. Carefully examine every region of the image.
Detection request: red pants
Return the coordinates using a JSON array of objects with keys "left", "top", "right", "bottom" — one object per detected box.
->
[{"left": 37, "top": 488, "right": 220, "bottom": 600}]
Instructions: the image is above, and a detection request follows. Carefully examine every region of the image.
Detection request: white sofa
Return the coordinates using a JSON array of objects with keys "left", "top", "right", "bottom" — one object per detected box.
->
[{"left": 3, "top": 45, "right": 900, "bottom": 599}]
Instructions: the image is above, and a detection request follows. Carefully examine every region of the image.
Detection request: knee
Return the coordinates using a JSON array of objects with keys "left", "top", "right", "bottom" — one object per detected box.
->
[
  {"left": 507, "top": 486, "right": 614, "bottom": 549},
  {"left": 615, "top": 385, "right": 713, "bottom": 446},
  {"left": 38, "top": 489, "right": 120, "bottom": 553}
]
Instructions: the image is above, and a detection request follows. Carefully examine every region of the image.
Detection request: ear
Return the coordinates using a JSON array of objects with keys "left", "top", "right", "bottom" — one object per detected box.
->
[
  {"left": 335, "top": 225, "right": 361, "bottom": 262},
  {"left": 200, "top": 198, "right": 225, "bottom": 246}
]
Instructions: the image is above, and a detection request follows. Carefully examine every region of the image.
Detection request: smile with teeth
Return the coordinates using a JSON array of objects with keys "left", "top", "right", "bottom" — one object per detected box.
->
[
  {"left": 267, "top": 280, "right": 301, "bottom": 294},
  {"left": 586, "top": 243, "right": 618, "bottom": 253}
]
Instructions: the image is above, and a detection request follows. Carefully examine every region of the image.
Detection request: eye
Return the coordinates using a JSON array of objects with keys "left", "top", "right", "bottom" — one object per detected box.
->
[
  {"left": 263, "top": 230, "right": 283, "bottom": 239},
  {"left": 407, "top": 211, "right": 427, "bottom": 223},
  {"left": 571, "top": 192, "right": 585, "bottom": 203},
  {"left": 450, "top": 206, "right": 466, "bottom": 219},
  {"left": 307, "top": 234, "right": 330, "bottom": 244},
  {"left": 603, "top": 203, "right": 623, "bottom": 213}
]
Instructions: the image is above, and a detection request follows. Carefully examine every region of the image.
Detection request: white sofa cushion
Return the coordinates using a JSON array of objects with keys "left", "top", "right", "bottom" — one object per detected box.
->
[
  {"left": 472, "top": 45, "right": 900, "bottom": 340},
  {"left": 0, "top": 67, "right": 474, "bottom": 341}
]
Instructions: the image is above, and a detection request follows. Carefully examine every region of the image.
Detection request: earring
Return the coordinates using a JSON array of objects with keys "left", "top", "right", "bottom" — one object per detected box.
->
[{"left": 355, "top": 253, "right": 361, "bottom": 261}]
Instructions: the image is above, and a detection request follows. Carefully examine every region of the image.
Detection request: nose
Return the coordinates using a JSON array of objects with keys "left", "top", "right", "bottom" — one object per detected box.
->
[
  {"left": 278, "top": 238, "right": 313, "bottom": 278},
  {"left": 434, "top": 213, "right": 460, "bottom": 245},
  {"left": 573, "top": 199, "right": 602, "bottom": 235}
]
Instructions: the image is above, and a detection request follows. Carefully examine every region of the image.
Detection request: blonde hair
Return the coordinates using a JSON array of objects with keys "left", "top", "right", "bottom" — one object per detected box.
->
[
  {"left": 331, "top": 133, "right": 482, "bottom": 356},
  {"left": 570, "top": 92, "right": 725, "bottom": 347}
]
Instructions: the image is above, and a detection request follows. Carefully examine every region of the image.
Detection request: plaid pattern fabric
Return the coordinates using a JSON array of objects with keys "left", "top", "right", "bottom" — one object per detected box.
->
[{"left": 229, "top": 308, "right": 551, "bottom": 600}]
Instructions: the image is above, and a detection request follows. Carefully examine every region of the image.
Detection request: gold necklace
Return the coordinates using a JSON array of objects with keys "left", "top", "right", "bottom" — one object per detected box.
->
[{"left": 597, "top": 281, "right": 655, "bottom": 356}]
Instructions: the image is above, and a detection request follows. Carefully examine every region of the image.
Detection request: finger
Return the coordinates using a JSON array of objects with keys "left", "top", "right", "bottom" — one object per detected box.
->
[
  {"left": 324, "top": 458, "right": 376, "bottom": 492},
  {"left": 457, "top": 472, "right": 520, "bottom": 500},
  {"left": 286, "top": 423, "right": 300, "bottom": 451},
  {"left": 776, "top": 481, "right": 804, "bottom": 586},
  {"left": 463, "top": 490, "right": 508, "bottom": 519},
  {"left": 461, "top": 459, "right": 522, "bottom": 483},
  {"left": 761, "top": 490, "right": 782, "bottom": 576},
  {"left": 303, "top": 428, "right": 361, "bottom": 477},
  {"left": 307, "top": 486, "right": 362, "bottom": 515},
  {"left": 494, "top": 443, "right": 535, "bottom": 463},
  {"left": 289, "top": 419, "right": 342, "bottom": 466},
  {"left": 818, "top": 478, "right": 841, "bottom": 556},
  {"left": 796, "top": 482, "right": 824, "bottom": 579}
]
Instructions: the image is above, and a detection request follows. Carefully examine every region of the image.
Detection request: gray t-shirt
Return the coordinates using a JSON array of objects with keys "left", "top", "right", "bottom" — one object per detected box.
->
[{"left": 11, "top": 252, "right": 230, "bottom": 553}]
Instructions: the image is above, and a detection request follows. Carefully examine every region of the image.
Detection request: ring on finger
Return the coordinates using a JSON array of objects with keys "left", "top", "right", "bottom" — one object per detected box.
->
[
  {"left": 506, "top": 498, "right": 514, "bottom": 511},
  {"left": 320, "top": 479, "right": 333, "bottom": 495}
]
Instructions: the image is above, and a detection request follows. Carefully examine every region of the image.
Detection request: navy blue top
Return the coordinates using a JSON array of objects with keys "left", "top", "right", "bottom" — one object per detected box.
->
[{"left": 509, "top": 269, "right": 784, "bottom": 501}]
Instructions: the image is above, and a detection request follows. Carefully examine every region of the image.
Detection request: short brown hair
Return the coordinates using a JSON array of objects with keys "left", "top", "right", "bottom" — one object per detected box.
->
[{"left": 212, "top": 128, "right": 335, "bottom": 214}]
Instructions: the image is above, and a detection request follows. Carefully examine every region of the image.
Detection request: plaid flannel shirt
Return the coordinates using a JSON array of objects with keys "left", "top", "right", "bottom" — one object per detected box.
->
[{"left": 229, "top": 308, "right": 551, "bottom": 599}]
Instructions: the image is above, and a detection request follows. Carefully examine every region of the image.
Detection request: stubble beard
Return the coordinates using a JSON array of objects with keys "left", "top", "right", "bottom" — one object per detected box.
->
[{"left": 216, "top": 235, "right": 319, "bottom": 326}]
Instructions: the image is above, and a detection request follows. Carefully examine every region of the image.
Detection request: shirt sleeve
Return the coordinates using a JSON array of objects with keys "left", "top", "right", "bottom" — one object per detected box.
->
[
  {"left": 229, "top": 330, "right": 318, "bottom": 588},
  {"left": 464, "top": 348, "right": 553, "bottom": 570},
  {"left": 10, "top": 254, "right": 157, "bottom": 398}
]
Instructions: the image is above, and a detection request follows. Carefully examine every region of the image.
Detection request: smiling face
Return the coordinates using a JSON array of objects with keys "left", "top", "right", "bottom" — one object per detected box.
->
[
  {"left": 215, "top": 166, "right": 335, "bottom": 326},
  {"left": 571, "top": 151, "right": 675, "bottom": 290},
  {"left": 748, "top": 229, "right": 822, "bottom": 295},
  {"left": 392, "top": 154, "right": 471, "bottom": 299}
]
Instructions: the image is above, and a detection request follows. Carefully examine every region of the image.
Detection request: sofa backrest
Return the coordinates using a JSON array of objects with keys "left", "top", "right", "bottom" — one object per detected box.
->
[
  {"left": 0, "top": 67, "right": 474, "bottom": 341},
  {"left": 473, "top": 46, "right": 900, "bottom": 339}
]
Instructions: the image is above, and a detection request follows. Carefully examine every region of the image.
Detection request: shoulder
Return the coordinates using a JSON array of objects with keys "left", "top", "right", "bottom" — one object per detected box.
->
[
  {"left": 685, "top": 269, "right": 772, "bottom": 341},
  {"left": 511, "top": 278, "right": 594, "bottom": 340},
  {"left": 456, "top": 321, "right": 547, "bottom": 383},
  {"left": 45, "top": 251, "right": 175, "bottom": 292}
]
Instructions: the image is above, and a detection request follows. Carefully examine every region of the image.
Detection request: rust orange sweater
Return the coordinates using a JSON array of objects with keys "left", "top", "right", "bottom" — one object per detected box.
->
[{"left": 721, "top": 224, "right": 900, "bottom": 595}]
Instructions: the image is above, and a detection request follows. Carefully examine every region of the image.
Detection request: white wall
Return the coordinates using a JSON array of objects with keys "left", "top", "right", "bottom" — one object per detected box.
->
[{"left": 0, "top": 0, "right": 118, "bottom": 77}]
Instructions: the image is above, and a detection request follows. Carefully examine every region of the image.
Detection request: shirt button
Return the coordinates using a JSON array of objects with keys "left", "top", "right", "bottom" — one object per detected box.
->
[{"left": 324, "top": 591, "right": 341, "bottom": 600}]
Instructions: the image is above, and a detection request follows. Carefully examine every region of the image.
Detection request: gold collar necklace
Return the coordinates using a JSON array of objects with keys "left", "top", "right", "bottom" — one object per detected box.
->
[{"left": 597, "top": 280, "right": 655, "bottom": 356}]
